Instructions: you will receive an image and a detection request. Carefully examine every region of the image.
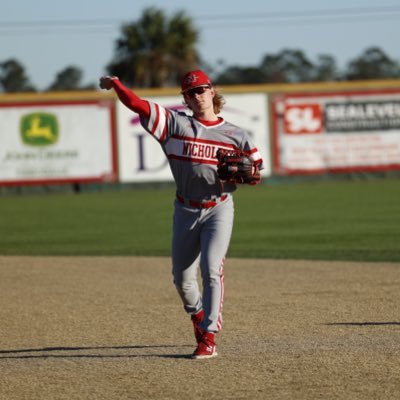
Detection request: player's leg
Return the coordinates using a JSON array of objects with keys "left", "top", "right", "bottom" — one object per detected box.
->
[
  {"left": 171, "top": 201, "right": 202, "bottom": 315},
  {"left": 191, "top": 197, "right": 234, "bottom": 359},
  {"left": 199, "top": 196, "right": 234, "bottom": 333}
]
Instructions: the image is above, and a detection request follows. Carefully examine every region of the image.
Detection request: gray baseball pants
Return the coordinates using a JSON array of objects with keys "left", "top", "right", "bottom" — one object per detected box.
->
[{"left": 172, "top": 195, "right": 234, "bottom": 333}]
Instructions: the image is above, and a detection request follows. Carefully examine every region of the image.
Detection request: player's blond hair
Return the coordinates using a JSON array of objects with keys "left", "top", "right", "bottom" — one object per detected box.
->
[{"left": 212, "top": 89, "right": 225, "bottom": 114}]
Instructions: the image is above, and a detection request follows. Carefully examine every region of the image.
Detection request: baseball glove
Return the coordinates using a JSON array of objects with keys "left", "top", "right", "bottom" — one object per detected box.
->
[{"left": 216, "top": 149, "right": 261, "bottom": 185}]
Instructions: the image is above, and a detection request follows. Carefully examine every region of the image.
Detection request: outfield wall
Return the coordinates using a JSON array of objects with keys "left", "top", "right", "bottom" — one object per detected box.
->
[
  {"left": 0, "top": 98, "right": 118, "bottom": 186},
  {"left": 1, "top": 79, "right": 400, "bottom": 186}
]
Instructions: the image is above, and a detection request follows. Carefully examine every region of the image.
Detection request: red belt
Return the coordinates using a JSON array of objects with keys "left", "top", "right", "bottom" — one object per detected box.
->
[{"left": 176, "top": 194, "right": 228, "bottom": 209}]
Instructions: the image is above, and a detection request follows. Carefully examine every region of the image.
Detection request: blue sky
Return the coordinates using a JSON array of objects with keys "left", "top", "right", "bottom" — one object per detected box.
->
[{"left": 1, "top": 0, "right": 400, "bottom": 90}]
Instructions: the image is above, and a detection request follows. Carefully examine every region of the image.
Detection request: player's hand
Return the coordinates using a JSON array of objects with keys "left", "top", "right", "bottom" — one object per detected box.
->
[{"left": 99, "top": 76, "right": 118, "bottom": 90}]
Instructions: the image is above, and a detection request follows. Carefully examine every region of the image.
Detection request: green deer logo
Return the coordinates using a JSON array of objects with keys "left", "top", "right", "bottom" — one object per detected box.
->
[{"left": 20, "top": 113, "right": 59, "bottom": 146}]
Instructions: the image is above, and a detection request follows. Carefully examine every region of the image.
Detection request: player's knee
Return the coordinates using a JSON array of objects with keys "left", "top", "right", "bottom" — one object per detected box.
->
[
  {"left": 174, "top": 278, "right": 195, "bottom": 293},
  {"left": 201, "top": 268, "right": 223, "bottom": 287}
]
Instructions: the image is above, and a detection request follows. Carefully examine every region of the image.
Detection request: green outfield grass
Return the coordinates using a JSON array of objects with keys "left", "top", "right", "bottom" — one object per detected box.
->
[{"left": 1, "top": 178, "right": 399, "bottom": 261}]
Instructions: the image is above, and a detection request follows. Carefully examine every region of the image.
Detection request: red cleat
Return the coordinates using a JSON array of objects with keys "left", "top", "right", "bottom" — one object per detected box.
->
[
  {"left": 191, "top": 309, "right": 204, "bottom": 343},
  {"left": 192, "top": 332, "right": 217, "bottom": 359}
]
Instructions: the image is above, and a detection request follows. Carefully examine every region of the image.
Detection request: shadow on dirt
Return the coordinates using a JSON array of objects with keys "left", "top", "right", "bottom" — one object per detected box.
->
[
  {"left": 0, "top": 345, "right": 193, "bottom": 360},
  {"left": 325, "top": 322, "right": 400, "bottom": 326}
]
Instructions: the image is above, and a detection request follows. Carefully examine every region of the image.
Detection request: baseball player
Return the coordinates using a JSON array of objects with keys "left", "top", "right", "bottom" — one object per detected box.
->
[{"left": 100, "top": 70, "right": 263, "bottom": 359}]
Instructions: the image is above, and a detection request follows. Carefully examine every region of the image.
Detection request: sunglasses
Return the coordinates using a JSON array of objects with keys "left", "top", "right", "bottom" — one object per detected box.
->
[{"left": 185, "top": 85, "right": 211, "bottom": 98}]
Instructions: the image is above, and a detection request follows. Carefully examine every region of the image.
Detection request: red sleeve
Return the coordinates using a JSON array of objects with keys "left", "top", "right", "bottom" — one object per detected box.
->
[{"left": 111, "top": 79, "right": 150, "bottom": 118}]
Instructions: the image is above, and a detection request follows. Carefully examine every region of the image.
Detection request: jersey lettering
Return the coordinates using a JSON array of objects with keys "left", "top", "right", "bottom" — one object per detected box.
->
[
  {"left": 183, "top": 142, "right": 217, "bottom": 159},
  {"left": 167, "top": 136, "right": 237, "bottom": 165},
  {"left": 140, "top": 101, "right": 264, "bottom": 198}
]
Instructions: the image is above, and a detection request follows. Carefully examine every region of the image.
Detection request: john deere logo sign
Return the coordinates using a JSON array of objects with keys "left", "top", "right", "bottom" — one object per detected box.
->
[{"left": 20, "top": 113, "right": 59, "bottom": 146}]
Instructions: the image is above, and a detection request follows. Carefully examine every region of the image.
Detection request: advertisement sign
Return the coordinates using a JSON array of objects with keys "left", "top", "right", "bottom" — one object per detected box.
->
[
  {"left": 0, "top": 100, "right": 117, "bottom": 185},
  {"left": 117, "top": 93, "right": 270, "bottom": 182},
  {"left": 272, "top": 90, "right": 400, "bottom": 174}
]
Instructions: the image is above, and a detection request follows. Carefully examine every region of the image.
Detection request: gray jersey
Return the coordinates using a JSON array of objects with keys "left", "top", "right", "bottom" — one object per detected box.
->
[{"left": 140, "top": 101, "right": 263, "bottom": 200}]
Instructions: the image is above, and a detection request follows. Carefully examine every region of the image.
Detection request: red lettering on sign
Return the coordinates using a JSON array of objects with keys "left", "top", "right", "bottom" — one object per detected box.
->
[{"left": 284, "top": 104, "right": 323, "bottom": 134}]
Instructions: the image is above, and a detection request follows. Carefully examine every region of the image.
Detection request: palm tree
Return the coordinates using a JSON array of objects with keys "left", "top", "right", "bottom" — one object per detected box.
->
[{"left": 107, "top": 7, "right": 199, "bottom": 88}]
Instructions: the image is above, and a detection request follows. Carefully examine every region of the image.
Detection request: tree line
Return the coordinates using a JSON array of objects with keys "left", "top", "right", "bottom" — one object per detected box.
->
[{"left": 1, "top": 7, "right": 400, "bottom": 93}]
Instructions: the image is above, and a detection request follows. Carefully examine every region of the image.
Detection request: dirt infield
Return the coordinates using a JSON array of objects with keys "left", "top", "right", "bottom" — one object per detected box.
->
[{"left": 0, "top": 256, "right": 399, "bottom": 400}]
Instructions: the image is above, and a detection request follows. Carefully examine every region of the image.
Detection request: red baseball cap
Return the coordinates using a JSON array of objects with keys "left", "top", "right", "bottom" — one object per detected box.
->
[{"left": 180, "top": 70, "right": 212, "bottom": 93}]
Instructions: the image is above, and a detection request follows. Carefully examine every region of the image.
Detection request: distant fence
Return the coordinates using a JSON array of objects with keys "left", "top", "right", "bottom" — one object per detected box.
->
[{"left": 1, "top": 79, "right": 400, "bottom": 187}]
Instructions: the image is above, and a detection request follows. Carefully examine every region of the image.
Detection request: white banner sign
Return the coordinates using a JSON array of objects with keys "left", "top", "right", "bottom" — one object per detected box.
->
[
  {"left": 0, "top": 101, "right": 117, "bottom": 184},
  {"left": 272, "top": 90, "right": 400, "bottom": 174},
  {"left": 117, "top": 93, "right": 270, "bottom": 182}
]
